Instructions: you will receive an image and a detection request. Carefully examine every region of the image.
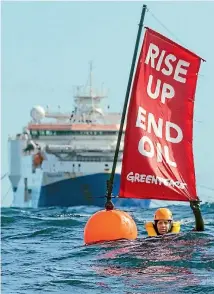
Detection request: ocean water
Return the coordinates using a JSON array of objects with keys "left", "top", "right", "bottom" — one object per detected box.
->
[{"left": 1, "top": 203, "right": 214, "bottom": 294}]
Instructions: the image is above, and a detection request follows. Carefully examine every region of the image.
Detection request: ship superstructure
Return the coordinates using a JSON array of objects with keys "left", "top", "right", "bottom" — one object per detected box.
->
[{"left": 8, "top": 65, "right": 151, "bottom": 208}]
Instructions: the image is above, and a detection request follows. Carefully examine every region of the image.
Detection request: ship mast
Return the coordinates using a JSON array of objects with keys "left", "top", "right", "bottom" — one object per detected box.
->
[{"left": 89, "top": 61, "right": 94, "bottom": 109}]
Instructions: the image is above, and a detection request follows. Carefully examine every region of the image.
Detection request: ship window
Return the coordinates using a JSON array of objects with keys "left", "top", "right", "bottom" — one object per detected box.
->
[
  {"left": 31, "top": 131, "right": 38, "bottom": 135},
  {"left": 29, "top": 129, "right": 123, "bottom": 137},
  {"left": 46, "top": 130, "right": 52, "bottom": 135}
]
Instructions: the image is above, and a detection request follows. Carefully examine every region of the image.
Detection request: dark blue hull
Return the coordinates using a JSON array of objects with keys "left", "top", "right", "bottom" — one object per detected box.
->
[{"left": 38, "top": 173, "right": 151, "bottom": 208}]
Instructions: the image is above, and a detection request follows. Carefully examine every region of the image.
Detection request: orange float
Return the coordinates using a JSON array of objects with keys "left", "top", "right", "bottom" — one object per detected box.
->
[{"left": 84, "top": 209, "right": 138, "bottom": 245}]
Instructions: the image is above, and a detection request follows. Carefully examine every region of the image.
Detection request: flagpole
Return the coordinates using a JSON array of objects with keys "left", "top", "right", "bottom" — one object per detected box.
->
[{"left": 105, "top": 4, "right": 147, "bottom": 210}]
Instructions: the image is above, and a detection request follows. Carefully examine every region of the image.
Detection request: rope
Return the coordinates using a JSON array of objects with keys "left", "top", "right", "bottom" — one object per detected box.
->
[
  {"left": 198, "top": 184, "right": 214, "bottom": 192},
  {"left": 1, "top": 186, "right": 12, "bottom": 203},
  {"left": 147, "top": 8, "right": 186, "bottom": 47},
  {"left": 1, "top": 173, "right": 8, "bottom": 181},
  {"left": 146, "top": 8, "right": 205, "bottom": 71},
  {"left": 194, "top": 119, "right": 203, "bottom": 124},
  {"left": 147, "top": 7, "right": 203, "bottom": 54}
]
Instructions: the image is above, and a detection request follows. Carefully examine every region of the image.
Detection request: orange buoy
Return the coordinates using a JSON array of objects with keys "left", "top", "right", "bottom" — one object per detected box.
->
[{"left": 84, "top": 209, "right": 138, "bottom": 245}]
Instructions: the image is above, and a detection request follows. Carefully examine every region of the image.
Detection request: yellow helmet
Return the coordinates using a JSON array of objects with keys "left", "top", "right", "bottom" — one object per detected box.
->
[{"left": 154, "top": 208, "right": 173, "bottom": 221}]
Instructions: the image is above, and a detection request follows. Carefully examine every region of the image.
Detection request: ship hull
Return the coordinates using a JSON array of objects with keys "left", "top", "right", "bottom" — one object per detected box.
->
[{"left": 38, "top": 173, "right": 151, "bottom": 208}]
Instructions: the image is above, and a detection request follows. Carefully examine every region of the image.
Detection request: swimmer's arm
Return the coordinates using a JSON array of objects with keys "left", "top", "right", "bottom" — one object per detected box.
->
[{"left": 190, "top": 200, "right": 204, "bottom": 231}]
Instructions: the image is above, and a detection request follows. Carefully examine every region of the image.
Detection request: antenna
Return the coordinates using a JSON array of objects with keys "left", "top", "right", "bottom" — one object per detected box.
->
[
  {"left": 89, "top": 61, "right": 93, "bottom": 97},
  {"left": 89, "top": 60, "right": 94, "bottom": 110}
]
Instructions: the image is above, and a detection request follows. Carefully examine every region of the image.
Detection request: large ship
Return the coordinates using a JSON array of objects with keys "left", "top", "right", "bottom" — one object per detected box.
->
[{"left": 8, "top": 65, "right": 151, "bottom": 209}]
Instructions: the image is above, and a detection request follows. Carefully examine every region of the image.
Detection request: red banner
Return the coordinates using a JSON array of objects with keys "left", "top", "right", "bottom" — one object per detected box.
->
[{"left": 119, "top": 27, "right": 202, "bottom": 201}]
